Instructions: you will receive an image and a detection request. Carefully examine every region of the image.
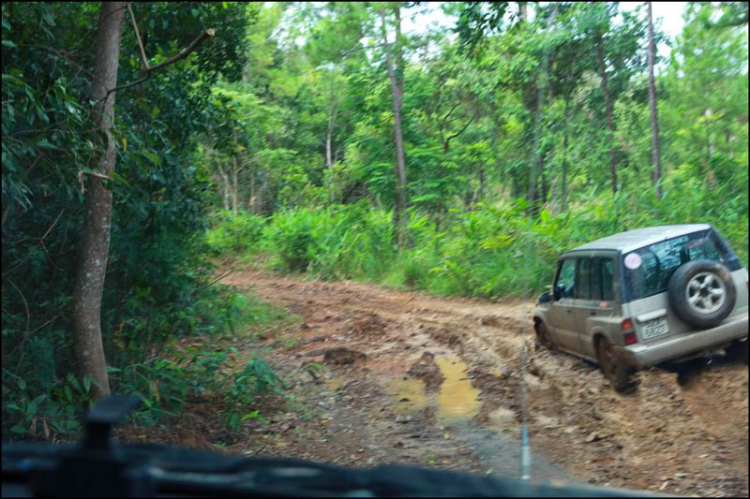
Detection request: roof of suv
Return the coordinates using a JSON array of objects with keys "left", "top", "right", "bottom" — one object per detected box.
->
[{"left": 564, "top": 224, "right": 713, "bottom": 255}]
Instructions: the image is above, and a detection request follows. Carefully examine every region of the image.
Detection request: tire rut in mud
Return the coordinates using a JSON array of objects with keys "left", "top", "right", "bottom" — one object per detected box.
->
[{"left": 221, "top": 267, "right": 748, "bottom": 496}]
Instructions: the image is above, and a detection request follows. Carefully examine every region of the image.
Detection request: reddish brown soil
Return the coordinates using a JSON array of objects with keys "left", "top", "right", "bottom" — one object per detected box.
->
[{"left": 125, "top": 264, "right": 749, "bottom": 497}]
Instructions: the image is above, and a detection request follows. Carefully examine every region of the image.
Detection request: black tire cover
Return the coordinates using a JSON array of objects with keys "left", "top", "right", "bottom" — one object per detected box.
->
[{"left": 668, "top": 259, "right": 737, "bottom": 329}]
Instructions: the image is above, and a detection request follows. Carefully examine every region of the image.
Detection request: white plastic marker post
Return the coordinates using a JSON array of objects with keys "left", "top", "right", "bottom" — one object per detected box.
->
[
  {"left": 520, "top": 226, "right": 532, "bottom": 481},
  {"left": 521, "top": 426, "right": 532, "bottom": 480},
  {"left": 519, "top": 193, "right": 532, "bottom": 482}
]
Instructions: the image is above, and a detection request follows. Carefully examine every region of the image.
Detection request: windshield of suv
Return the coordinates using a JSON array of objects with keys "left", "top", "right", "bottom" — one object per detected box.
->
[{"left": 624, "top": 230, "right": 724, "bottom": 300}]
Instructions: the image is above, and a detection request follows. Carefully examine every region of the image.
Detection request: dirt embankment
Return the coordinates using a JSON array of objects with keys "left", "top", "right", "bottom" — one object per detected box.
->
[{"left": 215, "top": 266, "right": 748, "bottom": 497}]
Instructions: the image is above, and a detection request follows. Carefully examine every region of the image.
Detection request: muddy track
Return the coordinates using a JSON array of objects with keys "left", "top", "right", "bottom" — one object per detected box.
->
[{"left": 222, "top": 267, "right": 748, "bottom": 496}]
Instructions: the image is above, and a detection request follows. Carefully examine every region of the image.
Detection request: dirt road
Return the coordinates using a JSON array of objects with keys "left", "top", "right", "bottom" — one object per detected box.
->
[{"left": 221, "top": 266, "right": 749, "bottom": 497}]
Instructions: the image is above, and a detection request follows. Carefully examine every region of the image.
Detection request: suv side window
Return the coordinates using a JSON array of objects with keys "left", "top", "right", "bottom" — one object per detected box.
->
[
  {"left": 575, "top": 257, "right": 615, "bottom": 301},
  {"left": 576, "top": 258, "right": 592, "bottom": 299},
  {"left": 601, "top": 259, "right": 615, "bottom": 301},
  {"left": 555, "top": 259, "right": 576, "bottom": 299}
]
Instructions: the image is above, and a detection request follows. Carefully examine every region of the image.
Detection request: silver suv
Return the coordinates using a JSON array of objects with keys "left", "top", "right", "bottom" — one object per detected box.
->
[{"left": 533, "top": 224, "right": 749, "bottom": 391}]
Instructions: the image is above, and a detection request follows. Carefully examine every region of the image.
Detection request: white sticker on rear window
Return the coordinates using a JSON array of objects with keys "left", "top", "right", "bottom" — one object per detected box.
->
[{"left": 624, "top": 252, "right": 642, "bottom": 269}]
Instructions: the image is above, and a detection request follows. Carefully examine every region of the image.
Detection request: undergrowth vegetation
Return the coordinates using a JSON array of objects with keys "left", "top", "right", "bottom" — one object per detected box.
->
[
  {"left": 3, "top": 287, "right": 287, "bottom": 440},
  {"left": 1, "top": 2, "right": 287, "bottom": 442},
  {"left": 208, "top": 179, "right": 748, "bottom": 300}
]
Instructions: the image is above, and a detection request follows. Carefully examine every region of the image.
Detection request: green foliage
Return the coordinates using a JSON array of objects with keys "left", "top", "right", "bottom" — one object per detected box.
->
[
  {"left": 455, "top": 2, "right": 511, "bottom": 56},
  {"left": 264, "top": 202, "right": 395, "bottom": 279},
  {"left": 1, "top": 2, "right": 274, "bottom": 441},
  {"left": 3, "top": 371, "right": 98, "bottom": 439},
  {"left": 241, "top": 185, "right": 746, "bottom": 300},
  {"left": 109, "top": 349, "right": 285, "bottom": 431},
  {"left": 206, "top": 210, "right": 267, "bottom": 255}
]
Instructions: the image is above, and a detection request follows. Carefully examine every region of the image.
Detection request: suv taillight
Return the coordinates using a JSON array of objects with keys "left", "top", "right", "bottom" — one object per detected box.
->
[{"left": 622, "top": 318, "right": 637, "bottom": 344}]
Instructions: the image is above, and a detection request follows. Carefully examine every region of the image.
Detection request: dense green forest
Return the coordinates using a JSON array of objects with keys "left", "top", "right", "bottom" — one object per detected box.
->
[{"left": 2, "top": 2, "right": 748, "bottom": 440}]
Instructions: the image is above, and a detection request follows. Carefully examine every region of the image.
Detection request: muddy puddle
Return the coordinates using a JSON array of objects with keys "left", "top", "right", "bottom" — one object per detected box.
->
[
  {"left": 387, "top": 356, "right": 481, "bottom": 425},
  {"left": 386, "top": 355, "right": 574, "bottom": 483},
  {"left": 435, "top": 358, "right": 482, "bottom": 424}
]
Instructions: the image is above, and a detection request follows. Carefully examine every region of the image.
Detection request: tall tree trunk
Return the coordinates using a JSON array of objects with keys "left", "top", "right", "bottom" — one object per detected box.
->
[
  {"left": 529, "top": 85, "right": 544, "bottom": 215},
  {"left": 561, "top": 90, "right": 571, "bottom": 212},
  {"left": 395, "top": 7, "right": 405, "bottom": 100},
  {"left": 218, "top": 164, "right": 230, "bottom": 211},
  {"left": 325, "top": 132, "right": 332, "bottom": 171},
  {"left": 231, "top": 129, "right": 239, "bottom": 216},
  {"left": 380, "top": 9, "right": 408, "bottom": 248},
  {"left": 492, "top": 122, "right": 502, "bottom": 184},
  {"left": 231, "top": 155, "right": 239, "bottom": 217},
  {"left": 704, "top": 108, "right": 713, "bottom": 160},
  {"left": 250, "top": 170, "right": 256, "bottom": 214},
  {"left": 647, "top": 2, "right": 662, "bottom": 200},
  {"left": 435, "top": 200, "right": 442, "bottom": 234},
  {"left": 479, "top": 166, "right": 485, "bottom": 202},
  {"left": 551, "top": 175, "right": 558, "bottom": 215},
  {"left": 326, "top": 90, "right": 338, "bottom": 205},
  {"left": 542, "top": 149, "right": 552, "bottom": 205},
  {"left": 325, "top": 129, "right": 332, "bottom": 205},
  {"left": 72, "top": 1, "right": 126, "bottom": 402},
  {"left": 703, "top": 108, "right": 716, "bottom": 187},
  {"left": 394, "top": 6, "right": 410, "bottom": 247},
  {"left": 540, "top": 151, "right": 548, "bottom": 205},
  {"left": 595, "top": 30, "right": 618, "bottom": 193},
  {"left": 529, "top": 5, "right": 554, "bottom": 216}
]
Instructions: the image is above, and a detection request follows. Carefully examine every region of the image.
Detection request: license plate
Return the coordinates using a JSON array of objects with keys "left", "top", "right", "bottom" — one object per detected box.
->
[{"left": 642, "top": 317, "right": 669, "bottom": 339}]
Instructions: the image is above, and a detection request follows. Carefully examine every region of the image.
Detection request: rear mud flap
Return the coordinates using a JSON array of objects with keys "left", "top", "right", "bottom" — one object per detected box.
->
[{"left": 612, "top": 345, "right": 638, "bottom": 369}]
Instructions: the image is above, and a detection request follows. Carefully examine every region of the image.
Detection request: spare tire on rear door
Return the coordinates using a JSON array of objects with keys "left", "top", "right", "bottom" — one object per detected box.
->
[{"left": 668, "top": 259, "right": 736, "bottom": 329}]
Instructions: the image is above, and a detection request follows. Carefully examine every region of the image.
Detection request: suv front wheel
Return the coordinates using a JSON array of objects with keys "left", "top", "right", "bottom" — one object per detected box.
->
[
  {"left": 597, "top": 337, "right": 632, "bottom": 393},
  {"left": 535, "top": 321, "right": 556, "bottom": 351}
]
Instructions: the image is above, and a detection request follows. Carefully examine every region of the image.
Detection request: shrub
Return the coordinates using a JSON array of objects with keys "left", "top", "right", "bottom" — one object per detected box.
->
[{"left": 206, "top": 210, "right": 267, "bottom": 255}]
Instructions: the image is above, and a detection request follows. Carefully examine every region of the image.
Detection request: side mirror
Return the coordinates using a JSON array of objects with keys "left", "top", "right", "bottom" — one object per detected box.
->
[{"left": 538, "top": 291, "right": 552, "bottom": 304}]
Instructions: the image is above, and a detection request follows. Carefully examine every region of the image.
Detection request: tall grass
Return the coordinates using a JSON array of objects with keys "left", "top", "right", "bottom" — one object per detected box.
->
[{"left": 208, "top": 181, "right": 748, "bottom": 300}]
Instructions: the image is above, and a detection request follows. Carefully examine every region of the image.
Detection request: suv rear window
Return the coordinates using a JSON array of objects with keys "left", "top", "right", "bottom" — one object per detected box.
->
[{"left": 623, "top": 229, "right": 732, "bottom": 300}]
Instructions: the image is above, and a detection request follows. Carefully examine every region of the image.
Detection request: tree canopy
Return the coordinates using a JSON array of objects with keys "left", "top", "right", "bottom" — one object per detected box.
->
[{"left": 2, "top": 1, "right": 747, "bottom": 441}]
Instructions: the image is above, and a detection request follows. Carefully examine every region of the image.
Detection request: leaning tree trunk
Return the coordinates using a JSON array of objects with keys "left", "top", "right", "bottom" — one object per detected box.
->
[
  {"left": 647, "top": 2, "right": 662, "bottom": 200},
  {"left": 72, "top": 1, "right": 126, "bottom": 402},
  {"left": 595, "top": 30, "right": 618, "bottom": 194}
]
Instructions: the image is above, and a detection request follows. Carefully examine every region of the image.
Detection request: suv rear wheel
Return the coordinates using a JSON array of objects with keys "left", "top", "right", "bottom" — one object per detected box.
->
[
  {"left": 668, "top": 260, "right": 736, "bottom": 328},
  {"left": 597, "top": 337, "right": 632, "bottom": 393},
  {"left": 725, "top": 338, "right": 749, "bottom": 365}
]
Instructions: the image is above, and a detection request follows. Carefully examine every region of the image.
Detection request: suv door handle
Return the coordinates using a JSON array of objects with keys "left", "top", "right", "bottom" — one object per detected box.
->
[{"left": 590, "top": 311, "right": 596, "bottom": 316}]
